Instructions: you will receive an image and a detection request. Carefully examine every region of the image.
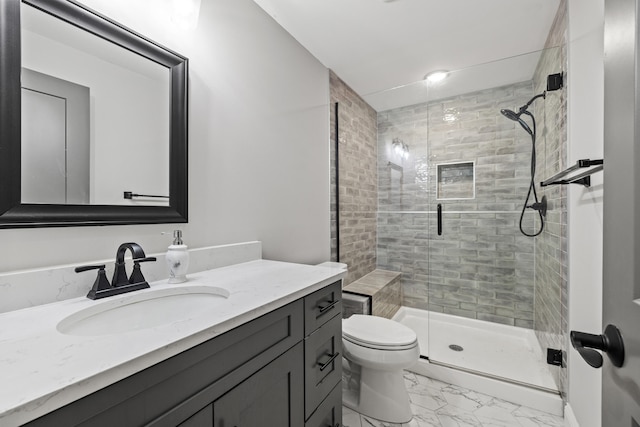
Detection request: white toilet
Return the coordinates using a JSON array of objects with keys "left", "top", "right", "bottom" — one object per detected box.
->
[{"left": 342, "top": 314, "right": 420, "bottom": 423}]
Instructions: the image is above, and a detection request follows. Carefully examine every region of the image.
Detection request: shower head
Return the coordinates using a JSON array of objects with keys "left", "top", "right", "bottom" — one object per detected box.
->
[
  {"left": 501, "top": 108, "right": 533, "bottom": 135},
  {"left": 503, "top": 92, "right": 547, "bottom": 117},
  {"left": 501, "top": 92, "right": 546, "bottom": 136},
  {"left": 500, "top": 108, "right": 521, "bottom": 121}
]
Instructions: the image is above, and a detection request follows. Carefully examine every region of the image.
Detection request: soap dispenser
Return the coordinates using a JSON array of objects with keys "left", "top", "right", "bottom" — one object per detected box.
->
[{"left": 166, "top": 230, "right": 189, "bottom": 283}]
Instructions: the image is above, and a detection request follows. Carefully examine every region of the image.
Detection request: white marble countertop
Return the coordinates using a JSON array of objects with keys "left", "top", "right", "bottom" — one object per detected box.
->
[{"left": 0, "top": 259, "right": 345, "bottom": 427}]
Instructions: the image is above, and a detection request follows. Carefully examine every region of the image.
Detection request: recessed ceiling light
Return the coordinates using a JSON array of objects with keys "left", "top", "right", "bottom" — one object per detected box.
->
[{"left": 424, "top": 70, "right": 449, "bottom": 84}]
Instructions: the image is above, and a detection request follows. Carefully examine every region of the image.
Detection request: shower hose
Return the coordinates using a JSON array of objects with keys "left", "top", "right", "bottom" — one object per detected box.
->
[{"left": 519, "top": 110, "right": 545, "bottom": 237}]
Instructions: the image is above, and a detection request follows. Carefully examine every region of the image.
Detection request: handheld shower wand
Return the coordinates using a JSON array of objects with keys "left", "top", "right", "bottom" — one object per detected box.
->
[
  {"left": 500, "top": 92, "right": 546, "bottom": 135},
  {"left": 501, "top": 92, "right": 547, "bottom": 237}
]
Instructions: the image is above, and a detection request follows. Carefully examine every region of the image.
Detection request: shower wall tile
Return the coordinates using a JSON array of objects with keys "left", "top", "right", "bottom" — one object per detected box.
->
[
  {"left": 330, "top": 71, "right": 378, "bottom": 285},
  {"left": 377, "top": 81, "right": 537, "bottom": 328},
  {"left": 532, "top": 0, "right": 568, "bottom": 399}
]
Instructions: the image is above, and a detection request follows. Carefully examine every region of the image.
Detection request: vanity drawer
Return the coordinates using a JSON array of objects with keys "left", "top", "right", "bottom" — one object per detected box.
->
[
  {"left": 305, "top": 382, "right": 342, "bottom": 427},
  {"left": 304, "top": 312, "right": 342, "bottom": 419},
  {"left": 304, "top": 280, "right": 342, "bottom": 335}
]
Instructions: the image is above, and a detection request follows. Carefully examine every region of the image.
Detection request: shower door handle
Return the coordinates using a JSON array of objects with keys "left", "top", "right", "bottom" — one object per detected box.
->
[{"left": 437, "top": 204, "right": 443, "bottom": 236}]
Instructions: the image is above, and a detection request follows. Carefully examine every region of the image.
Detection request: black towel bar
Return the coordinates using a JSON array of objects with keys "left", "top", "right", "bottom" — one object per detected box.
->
[
  {"left": 540, "top": 159, "right": 603, "bottom": 187},
  {"left": 123, "top": 191, "right": 169, "bottom": 199}
]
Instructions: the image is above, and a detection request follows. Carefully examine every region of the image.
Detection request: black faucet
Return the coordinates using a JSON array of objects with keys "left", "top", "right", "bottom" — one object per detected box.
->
[
  {"left": 75, "top": 242, "right": 156, "bottom": 300},
  {"left": 112, "top": 242, "right": 149, "bottom": 287}
]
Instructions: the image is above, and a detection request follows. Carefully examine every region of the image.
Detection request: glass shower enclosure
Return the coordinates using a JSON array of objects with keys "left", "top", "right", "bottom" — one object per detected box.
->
[{"left": 367, "top": 48, "right": 566, "bottom": 395}]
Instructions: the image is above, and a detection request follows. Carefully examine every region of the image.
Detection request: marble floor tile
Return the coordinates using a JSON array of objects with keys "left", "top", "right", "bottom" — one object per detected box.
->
[
  {"left": 435, "top": 405, "right": 483, "bottom": 427},
  {"left": 512, "top": 406, "right": 565, "bottom": 427},
  {"left": 343, "top": 407, "right": 363, "bottom": 427},
  {"left": 342, "top": 371, "right": 565, "bottom": 427},
  {"left": 409, "top": 407, "right": 441, "bottom": 427}
]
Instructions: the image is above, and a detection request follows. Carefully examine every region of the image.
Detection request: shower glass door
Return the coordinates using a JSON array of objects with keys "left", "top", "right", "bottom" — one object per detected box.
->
[
  {"left": 424, "top": 50, "right": 564, "bottom": 392},
  {"left": 368, "top": 47, "right": 565, "bottom": 395}
]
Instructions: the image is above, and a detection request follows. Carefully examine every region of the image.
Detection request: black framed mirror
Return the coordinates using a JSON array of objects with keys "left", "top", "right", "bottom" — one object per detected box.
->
[{"left": 0, "top": 0, "right": 188, "bottom": 228}]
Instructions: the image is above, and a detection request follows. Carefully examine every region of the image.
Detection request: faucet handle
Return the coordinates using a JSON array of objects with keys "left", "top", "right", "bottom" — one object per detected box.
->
[
  {"left": 75, "top": 264, "right": 112, "bottom": 299},
  {"left": 75, "top": 264, "right": 106, "bottom": 273},
  {"left": 129, "top": 257, "right": 157, "bottom": 285}
]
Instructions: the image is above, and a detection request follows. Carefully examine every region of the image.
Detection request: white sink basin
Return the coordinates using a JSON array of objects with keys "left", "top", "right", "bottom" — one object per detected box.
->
[{"left": 57, "top": 286, "right": 230, "bottom": 336}]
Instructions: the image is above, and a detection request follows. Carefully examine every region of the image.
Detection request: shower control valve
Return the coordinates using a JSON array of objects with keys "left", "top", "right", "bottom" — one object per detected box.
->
[{"left": 526, "top": 195, "right": 547, "bottom": 217}]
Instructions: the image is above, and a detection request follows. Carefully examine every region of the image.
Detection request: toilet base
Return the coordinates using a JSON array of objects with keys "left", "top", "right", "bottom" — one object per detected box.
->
[{"left": 342, "top": 362, "right": 413, "bottom": 423}]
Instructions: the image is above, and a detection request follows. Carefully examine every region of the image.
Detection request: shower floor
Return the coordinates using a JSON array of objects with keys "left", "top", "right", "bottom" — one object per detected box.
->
[{"left": 393, "top": 307, "right": 563, "bottom": 415}]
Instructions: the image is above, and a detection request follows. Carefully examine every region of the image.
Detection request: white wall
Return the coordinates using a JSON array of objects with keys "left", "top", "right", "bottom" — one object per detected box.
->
[
  {"left": 567, "top": 0, "right": 604, "bottom": 425},
  {"left": 1, "top": 0, "right": 330, "bottom": 272}
]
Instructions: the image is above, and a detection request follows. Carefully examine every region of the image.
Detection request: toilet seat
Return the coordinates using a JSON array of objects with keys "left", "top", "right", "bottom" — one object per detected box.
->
[
  {"left": 343, "top": 315, "right": 417, "bottom": 350},
  {"left": 343, "top": 334, "right": 416, "bottom": 351}
]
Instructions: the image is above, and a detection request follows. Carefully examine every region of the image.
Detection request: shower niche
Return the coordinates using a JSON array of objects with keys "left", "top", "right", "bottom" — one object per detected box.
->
[{"left": 436, "top": 161, "right": 475, "bottom": 200}]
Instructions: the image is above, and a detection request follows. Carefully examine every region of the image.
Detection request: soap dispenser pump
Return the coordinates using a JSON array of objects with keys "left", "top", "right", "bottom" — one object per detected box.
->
[{"left": 166, "top": 230, "right": 189, "bottom": 283}]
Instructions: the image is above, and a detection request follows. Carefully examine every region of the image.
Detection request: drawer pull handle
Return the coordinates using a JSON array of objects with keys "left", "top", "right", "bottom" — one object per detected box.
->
[
  {"left": 317, "top": 299, "right": 338, "bottom": 314},
  {"left": 318, "top": 352, "right": 340, "bottom": 371}
]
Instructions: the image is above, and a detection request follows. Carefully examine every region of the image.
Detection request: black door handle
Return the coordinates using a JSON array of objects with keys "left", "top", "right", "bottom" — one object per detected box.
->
[
  {"left": 437, "top": 203, "right": 442, "bottom": 236},
  {"left": 570, "top": 324, "right": 624, "bottom": 368}
]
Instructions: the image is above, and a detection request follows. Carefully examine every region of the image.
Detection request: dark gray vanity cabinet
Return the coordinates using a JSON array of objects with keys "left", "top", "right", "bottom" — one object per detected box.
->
[
  {"left": 304, "top": 280, "right": 343, "bottom": 335},
  {"left": 303, "top": 281, "right": 343, "bottom": 425},
  {"left": 179, "top": 342, "right": 304, "bottom": 426},
  {"left": 24, "top": 280, "right": 342, "bottom": 427},
  {"left": 211, "top": 342, "right": 304, "bottom": 426},
  {"left": 304, "top": 384, "right": 342, "bottom": 427}
]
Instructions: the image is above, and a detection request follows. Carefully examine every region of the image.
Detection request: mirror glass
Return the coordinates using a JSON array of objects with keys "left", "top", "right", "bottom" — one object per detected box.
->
[
  {"left": 0, "top": 0, "right": 188, "bottom": 228},
  {"left": 21, "top": 2, "right": 170, "bottom": 206}
]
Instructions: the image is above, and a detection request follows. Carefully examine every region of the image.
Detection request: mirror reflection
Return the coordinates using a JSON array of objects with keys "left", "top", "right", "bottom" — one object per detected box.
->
[{"left": 20, "top": 2, "right": 170, "bottom": 206}]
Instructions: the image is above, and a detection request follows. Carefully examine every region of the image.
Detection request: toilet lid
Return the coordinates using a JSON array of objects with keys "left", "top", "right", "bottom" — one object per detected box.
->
[{"left": 343, "top": 315, "right": 417, "bottom": 349}]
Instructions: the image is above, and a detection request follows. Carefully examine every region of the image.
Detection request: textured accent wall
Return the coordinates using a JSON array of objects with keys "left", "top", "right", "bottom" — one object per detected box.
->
[
  {"left": 532, "top": 0, "right": 568, "bottom": 398},
  {"left": 377, "top": 81, "right": 538, "bottom": 328},
  {"left": 329, "top": 71, "right": 378, "bottom": 285}
]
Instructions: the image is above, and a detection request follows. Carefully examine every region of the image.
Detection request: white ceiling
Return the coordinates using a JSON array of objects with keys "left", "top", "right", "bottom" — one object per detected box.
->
[{"left": 252, "top": 0, "right": 561, "bottom": 110}]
